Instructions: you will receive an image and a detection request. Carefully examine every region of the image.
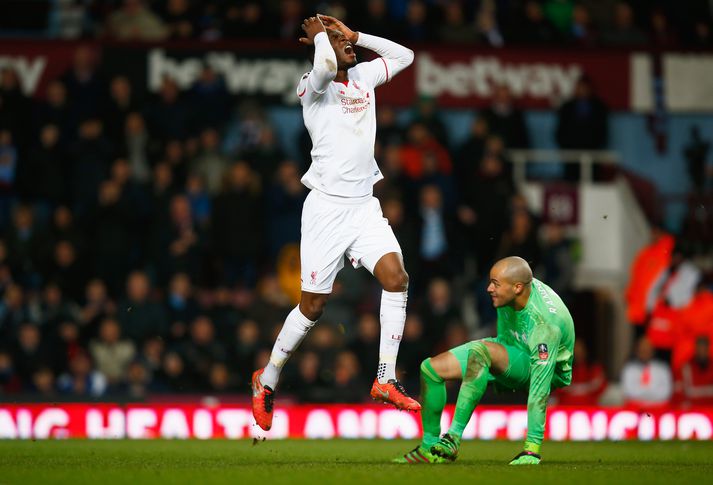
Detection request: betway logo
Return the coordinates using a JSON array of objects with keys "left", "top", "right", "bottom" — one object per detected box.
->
[
  {"left": 416, "top": 53, "right": 582, "bottom": 100},
  {"left": 148, "top": 49, "right": 311, "bottom": 104},
  {"left": 0, "top": 56, "right": 46, "bottom": 95}
]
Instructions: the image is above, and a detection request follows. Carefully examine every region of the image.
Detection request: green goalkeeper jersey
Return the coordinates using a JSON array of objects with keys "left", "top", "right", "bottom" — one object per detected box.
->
[{"left": 496, "top": 278, "right": 575, "bottom": 445}]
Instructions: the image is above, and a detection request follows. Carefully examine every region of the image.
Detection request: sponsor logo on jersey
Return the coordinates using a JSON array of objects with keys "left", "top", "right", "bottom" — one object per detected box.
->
[
  {"left": 310, "top": 271, "right": 318, "bottom": 285},
  {"left": 538, "top": 343, "right": 549, "bottom": 360}
]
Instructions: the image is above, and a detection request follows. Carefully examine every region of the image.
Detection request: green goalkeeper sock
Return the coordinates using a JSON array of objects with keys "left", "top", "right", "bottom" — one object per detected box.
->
[
  {"left": 419, "top": 358, "right": 446, "bottom": 449},
  {"left": 448, "top": 343, "right": 491, "bottom": 438}
]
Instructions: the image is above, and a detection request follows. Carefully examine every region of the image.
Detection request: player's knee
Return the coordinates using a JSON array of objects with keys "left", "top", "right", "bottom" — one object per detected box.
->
[
  {"left": 383, "top": 269, "right": 409, "bottom": 292},
  {"left": 469, "top": 341, "right": 493, "bottom": 369},
  {"left": 420, "top": 358, "right": 444, "bottom": 383}
]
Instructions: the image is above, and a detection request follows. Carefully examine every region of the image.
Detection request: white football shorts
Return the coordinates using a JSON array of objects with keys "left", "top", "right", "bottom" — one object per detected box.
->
[{"left": 300, "top": 190, "right": 402, "bottom": 294}]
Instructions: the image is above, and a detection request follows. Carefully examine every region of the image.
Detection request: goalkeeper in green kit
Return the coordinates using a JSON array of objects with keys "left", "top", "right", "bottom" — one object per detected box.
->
[{"left": 395, "top": 256, "right": 574, "bottom": 465}]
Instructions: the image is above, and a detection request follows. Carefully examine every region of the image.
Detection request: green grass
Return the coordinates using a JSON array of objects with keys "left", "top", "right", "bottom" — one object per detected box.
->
[{"left": 0, "top": 440, "right": 711, "bottom": 484}]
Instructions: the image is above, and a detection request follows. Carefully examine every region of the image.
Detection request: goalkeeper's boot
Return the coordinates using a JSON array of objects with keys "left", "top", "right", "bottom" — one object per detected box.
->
[
  {"left": 392, "top": 446, "right": 447, "bottom": 464},
  {"left": 251, "top": 369, "right": 274, "bottom": 431},
  {"left": 509, "top": 450, "right": 541, "bottom": 465},
  {"left": 430, "top": 433, "right": 460, "bottom": 462},
  {"left": 370, "top": 378, "right": 421, "bottom": 411}
]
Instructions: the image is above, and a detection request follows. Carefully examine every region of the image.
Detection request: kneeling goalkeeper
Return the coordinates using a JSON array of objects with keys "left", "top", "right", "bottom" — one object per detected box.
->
[{"left": 396, "top": 256, "right": 575, "bottom": 465}]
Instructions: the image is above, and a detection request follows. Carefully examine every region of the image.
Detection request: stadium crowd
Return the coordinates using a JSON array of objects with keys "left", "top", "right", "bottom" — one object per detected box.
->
[
  {"left": 1, "top": 0, "right": 711, "bottom": 48},
  {"left": 0, "top": 2, "right": 712, "bottom": 407}
]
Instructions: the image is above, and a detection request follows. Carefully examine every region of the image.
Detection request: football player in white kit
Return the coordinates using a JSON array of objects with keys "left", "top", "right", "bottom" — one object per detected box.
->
[{"left": 252, "top": 14, "right": 419, "bottom": 431}]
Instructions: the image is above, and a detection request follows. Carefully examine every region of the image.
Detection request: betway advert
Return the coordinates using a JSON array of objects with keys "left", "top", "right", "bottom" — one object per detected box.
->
[
  {"left": 1, "top": 404, "right": 712, "bottom": 441},
  {"left": 1, "top": 40, "right": 631, "bottom": 109}
]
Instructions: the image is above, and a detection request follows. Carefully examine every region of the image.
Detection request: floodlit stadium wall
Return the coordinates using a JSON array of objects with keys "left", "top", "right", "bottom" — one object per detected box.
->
[{"left": 1, "top": 404, "right": 712, "bottom": 441}]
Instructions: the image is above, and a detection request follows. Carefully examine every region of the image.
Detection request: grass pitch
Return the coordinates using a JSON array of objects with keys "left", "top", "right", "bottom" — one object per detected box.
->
[{"left": 0, "top": 439, "right": 711, "bottom": 484}]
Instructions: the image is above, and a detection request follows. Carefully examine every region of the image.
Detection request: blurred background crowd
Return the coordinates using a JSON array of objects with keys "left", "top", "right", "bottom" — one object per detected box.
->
[
  {"left": 1, "top": 0, "right": 712, "bottom": 48},
  {"left": 0, "top": 0, "right": 712, "bottom": 408}
]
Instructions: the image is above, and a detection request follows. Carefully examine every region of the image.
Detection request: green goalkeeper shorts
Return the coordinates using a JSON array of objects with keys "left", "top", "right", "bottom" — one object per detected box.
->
[{"left": 447, "top": 337, "right": 570, "bottom": 391}]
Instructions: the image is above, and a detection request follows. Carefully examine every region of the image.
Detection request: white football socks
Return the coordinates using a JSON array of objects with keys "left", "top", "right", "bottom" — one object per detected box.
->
[
  {"left": 260, "top": 305, "right": 316, "bottom": 390},
  {"left": 377, "top": 289, "right": 408, "bottom": 384}
]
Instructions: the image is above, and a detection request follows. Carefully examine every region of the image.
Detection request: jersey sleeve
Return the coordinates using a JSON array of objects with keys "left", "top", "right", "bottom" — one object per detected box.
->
[
  {"left": 297, "top": 31, "right": 337, "bottom": 99},
  {"left": 525, "top": 321, "right": 562, "bottom": 445},
  {"left": 352, "top": 32, "right": 414, "bottom": 88}
]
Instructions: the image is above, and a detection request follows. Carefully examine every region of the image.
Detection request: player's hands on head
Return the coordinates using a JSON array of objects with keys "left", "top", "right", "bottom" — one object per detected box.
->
[
  {"left": 299, "top": 16, "right": 326, "bottom": 45},
  {"left": 318, "top": 14, "right": 358, "bottom": 43}
]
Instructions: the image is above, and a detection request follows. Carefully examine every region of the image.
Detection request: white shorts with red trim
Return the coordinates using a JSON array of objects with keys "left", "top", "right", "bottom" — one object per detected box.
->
[{"left": 300, "top": 190, "right": 402, "bottom": 294}]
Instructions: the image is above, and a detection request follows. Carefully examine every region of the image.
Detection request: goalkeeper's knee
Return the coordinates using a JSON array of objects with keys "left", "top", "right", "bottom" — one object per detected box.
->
[
  {"left": 464, "top": 341, "right": 492, "bottom": 381},
  {"left": 420, "top": 358, "right": 444, "bottom": 383}
]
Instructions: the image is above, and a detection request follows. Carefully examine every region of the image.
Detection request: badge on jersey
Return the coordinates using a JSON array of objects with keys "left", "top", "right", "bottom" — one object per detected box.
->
[{"left": 538, "top": 343, "right": 549, "bottom": 360}]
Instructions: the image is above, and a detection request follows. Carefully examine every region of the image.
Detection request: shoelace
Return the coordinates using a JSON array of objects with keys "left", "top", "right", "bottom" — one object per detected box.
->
[
  {"left": 264, "top": 388, "right": 274, "bottom": 413},
  {"left": 390, "top": 379, "right": 410, "bottom": 396},
  {"left": 442, "top": 433, "right": 458, "bottom": 450}
]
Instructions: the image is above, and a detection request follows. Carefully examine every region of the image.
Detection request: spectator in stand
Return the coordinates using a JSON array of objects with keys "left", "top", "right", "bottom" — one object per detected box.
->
[
  {"left": 154, "top": 351, "right": 193, "bottom": 392},
  {"left": 332, "top": 350, "right": 367, "bottom": 402},
  {"left": 482, "top": 85, "right": 530, "bottom": 149},
  {"left": 420, "top": 278, "right": 461, "bottom": 345},
  {"left": 569, "top": 3, "right": 597, "bottom": 46},
  {"left": 34, "top": 81, "right": 71, "bottom": 140},
  {"left": 212, "top": 162, "right": 263, "bottom": 287},
  {"left": 117, "top": 270, "right": 167, "bottom": 344},
  {"left": 0, "top": 284, "right": 30, "bottom": 341},
  {"left": 649, "top": 7, "right": 678, "bottom": 48},
  {"left": 512, "top": 1, "right": 560, "bottom": 44},
  {"left": 20, "top": 124, "right": 68, "bottom": 212},
  {"left": 438, "top": 1, "right": 477, "bottom": 44},
  {"left": 0, "top": 68, "right": 33, "bottom": 150},
  {"left": 104, "top": 76, "right": 140, "bottom": 147},
  {"left": 555, "top": 338, "right": 607, "bottom": 405},
  {"left": 0, "top": 350, "right": 21, "bottom": 393},
  {"left": 600, "top": 1, "right": 648, "bottom": 46},
  {"left": 671, "top": 284, "right": 713, "bottom": 370},
  {"left": 189, "top": 65, "right": 232, "bottom": 133},
  {"left": 556, "top": 76, "right": 608, "bottom": 151},
  {"left": 674, "top": 336, "right": 713, "bottom": 407},
  {"left": 104, "top": 0, "right": 168, "bottom": 41},
  {"left": 544, "top": 0, "right": 574, "bottom": 36},
  {"left": 646, "top": 244, "right": 701, "bottom": 355},
  {"left": 399, "top": 123, "right": 452, "bottom": 181},
  {"left": 278, "top": 0, "right": 305, "bottom": 40},
  {"left": 179, "top": 315, "right": 227, "bottom": 390},
  {"left": 146, "top": 77, "right": 189, "bottom": 143},
  {"left": 12, "top": 323, "right": 47, "bottom": 386},
  {"left": 622, "top": 336, "right": 672, "bottom": 407},
  {"left": 415, "top": 185, "right": 456, "bottom": 284},
  {"left": 625, "top": 227, "right": 675, "bottom": 334},
  {"left": 69, "top": 117, "right": 114, "bottom": 218},
  {"left": 89, "top": 317, "right": 136, "bottom": 389},
  {"left": 46, "top": 240, "right": 86, "bottom": 303},
  {"left": 151, "top": 194, "right": 204, "bottom": 284},
  {"left": 160, "top": 0, "right": 196, "bottom": 39},
  {"left": 61, "top": 46, "right": 106, "bottom": 130},
  {"left": 223, "top": 1, "right": 275, "bottom": 39},
  {"left": 538, "top": 223, "right": 576, "bottom": 298},
  {"left": 165, "top": 272, "right": 200, "bottom": 330},
  {"left": 4, "top": 205, "right": 45, "bottom": 288},
  {"left": 121, "top": 113, "right": 154, "bottom": 185},
  {"left": 78, "top": 279, "right": 115, "bottom": 334},
  {"left": 266, "top": 160, "right": 307, "bottom": 258},
  {"left": 496, "top": 196, "right": 541, "bottom": 270},
  {"left": 190, "top": 128, "right": 230, "bottom": 195},
  {"left": 475, "top": 4, "right": 504, "bottom": 47},
  {"left": 348, "top": 313, "right": 380, "bottom": 377},
  {"left": 57, "top": 351, "right": 107, "bottom": 396},
  {"left": 359, "top": 0, "right": 391, "bottom": 39},
  {"left": 402, "top": 0, "right": 434, "bottom": 42}
]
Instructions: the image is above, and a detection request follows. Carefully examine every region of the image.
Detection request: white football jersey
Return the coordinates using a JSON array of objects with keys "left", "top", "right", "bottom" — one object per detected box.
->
[{"left": 297, "top": 32, "right": 413, "bottom": 198}]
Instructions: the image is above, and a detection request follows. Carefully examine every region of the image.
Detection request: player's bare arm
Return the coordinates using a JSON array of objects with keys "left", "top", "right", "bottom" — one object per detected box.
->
[
  {"left": 299, "top": 16, "right": 326, "bottom": 45},
  {"left": 318, "top": 14, "right": 359, "bottom": 44}
]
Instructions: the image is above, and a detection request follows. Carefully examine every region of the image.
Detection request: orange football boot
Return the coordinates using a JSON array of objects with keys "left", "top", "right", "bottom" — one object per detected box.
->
[
  {"left": 370, "top": 378, "right": 421, "bottom": 411},
  {"left": 251, "top": 369, "right": 274, "bottom": 431}
]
